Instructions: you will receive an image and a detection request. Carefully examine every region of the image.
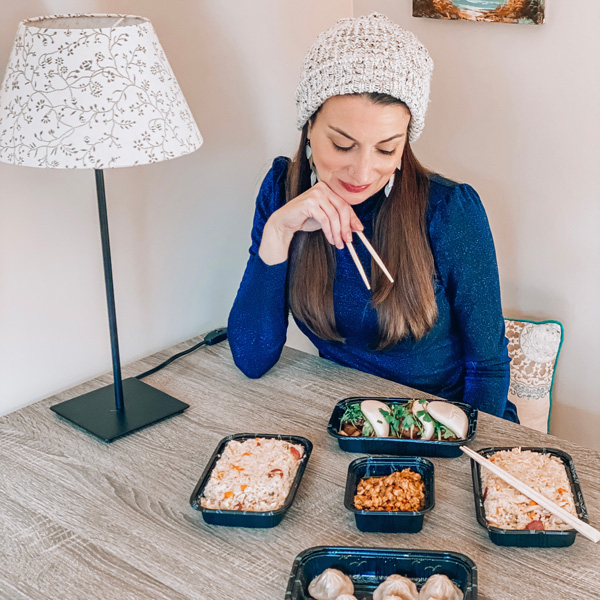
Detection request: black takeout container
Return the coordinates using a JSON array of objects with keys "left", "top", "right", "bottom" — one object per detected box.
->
[
  {"left": 189, "top": 433, "right": 312, "bottom": 528},
  {"left": 471, "top": 446, "right": 589, "bottom": 547},
  {"left": 344, "top": 456, "right": 435, "bottom": 533},
  {"left": 328, "top": 397, "right": 477, "bottom": 457},
  {"left": 285, "top": 546, "right": 477, "bottom": 599}
]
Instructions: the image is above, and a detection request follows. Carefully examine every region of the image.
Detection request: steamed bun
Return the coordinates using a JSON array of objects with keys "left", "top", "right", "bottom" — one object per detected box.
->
[
  {"left": 308, "top": 568, "right": 354, "bottom": 600},
  {"left": 419, "top": 574, "right": 463, "bottom": 600},
  {"left": 373, "top": 574, "right": 419, "bottom": 600}
]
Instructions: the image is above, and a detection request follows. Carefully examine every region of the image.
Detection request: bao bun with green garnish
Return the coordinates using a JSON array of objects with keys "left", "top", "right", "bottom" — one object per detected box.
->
[
  {"left": 426, "top": 401, "right": 469, "bottom": 440},
  {"left": 360, "top": 400, "right": 391, "bottom": 437},
  {"left": 412, "top": 399, "right": 434, "bottom": 440},
  {"left": 338, "top": 399, "right": 469, "bottom": 441}
]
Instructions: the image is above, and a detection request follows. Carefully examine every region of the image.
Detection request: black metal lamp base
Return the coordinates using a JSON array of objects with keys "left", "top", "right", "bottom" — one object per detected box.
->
[{"left": 50, "top": 377, "right": 189, "bottom": 443}]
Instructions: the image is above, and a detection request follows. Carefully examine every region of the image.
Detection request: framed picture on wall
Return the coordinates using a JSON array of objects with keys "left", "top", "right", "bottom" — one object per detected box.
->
[{"left": 413, "top": 0, "right": 545, "bottom": 25}]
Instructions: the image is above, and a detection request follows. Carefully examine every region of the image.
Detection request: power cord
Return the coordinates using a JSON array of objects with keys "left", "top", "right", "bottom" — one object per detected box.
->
[{"left": 135, "top": 327, "right": 228, "bottom": 380}]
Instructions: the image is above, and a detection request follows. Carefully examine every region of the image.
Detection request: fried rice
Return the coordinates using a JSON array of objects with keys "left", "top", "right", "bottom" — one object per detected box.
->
[
  {"left": 200, "top": 437, "right": 305, "bottom": 511},
  {"left": 481, "top": 448, "right": 577, "bottom": 531}
]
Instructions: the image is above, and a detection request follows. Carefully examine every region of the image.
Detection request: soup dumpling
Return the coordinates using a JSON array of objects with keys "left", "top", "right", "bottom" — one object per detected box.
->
[
  {"left": 308, "top": 568, "right": 354, "bottom": 600},
  {"left": 373, "top": 574, "right": 419, "bottom": 600},
  {"left": 419, "top": 574, "right": 463, "bottom": 600}
]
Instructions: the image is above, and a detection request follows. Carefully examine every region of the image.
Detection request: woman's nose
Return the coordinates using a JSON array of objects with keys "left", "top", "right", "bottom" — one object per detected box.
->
[{"left": 350, "top": 152, "right": 372, "bottom": 184}]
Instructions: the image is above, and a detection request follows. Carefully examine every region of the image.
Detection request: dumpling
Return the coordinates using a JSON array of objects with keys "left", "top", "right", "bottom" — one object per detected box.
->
[
  {"left": 308, "top": 568, "right": 354, "bottom": 600},
  {"left": 373, "top": 574, "right": 419, "bottom": 600},
  {"left": 336, "top": 596, "right": 358, "bottom": 600},
  {"left": 419, "top": 574, "right": 463, "bottom": 600}
]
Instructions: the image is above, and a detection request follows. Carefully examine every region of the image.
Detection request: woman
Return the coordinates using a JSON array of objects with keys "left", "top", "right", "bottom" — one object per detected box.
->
[{"left": 228, "top": 13, "right": 518, "bottom": 421}]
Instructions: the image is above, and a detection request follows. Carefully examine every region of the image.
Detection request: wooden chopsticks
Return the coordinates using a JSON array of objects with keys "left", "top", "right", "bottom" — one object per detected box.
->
[
  {"left": 462, "top": 446, "right": 600, "bottom": 544},
  {"left": 347, "top": 231, "right": 394, "bottom": 290}
]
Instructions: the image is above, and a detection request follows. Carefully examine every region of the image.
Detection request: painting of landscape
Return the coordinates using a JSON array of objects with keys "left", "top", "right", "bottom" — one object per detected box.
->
[{"left": 413, "top": 0, "right": 545, "bottom": 24}]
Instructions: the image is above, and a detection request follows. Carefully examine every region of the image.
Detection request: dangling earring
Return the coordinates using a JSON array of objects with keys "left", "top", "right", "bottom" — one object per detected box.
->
[
  {"left": 306, "top": 140, "right": 319, "bottom": 187},
  {"left": 384, "top": 173, "right": 395, "bottom": 198},
  {"left": 384, "top": 162, "right": 402, "bottom": 198}
]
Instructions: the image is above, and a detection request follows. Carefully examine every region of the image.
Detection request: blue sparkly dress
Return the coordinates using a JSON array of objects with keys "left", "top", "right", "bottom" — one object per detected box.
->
[{"left": 228, "top": 157, "right": 518, "bottom": 421}]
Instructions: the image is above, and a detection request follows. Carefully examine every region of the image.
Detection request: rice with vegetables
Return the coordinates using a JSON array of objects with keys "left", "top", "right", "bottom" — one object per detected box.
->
[
  {"left": 481, "top": 448, "right": 577, "bottom": 531},
  {"left": 200, "top": 438, "right": 305, "bottom": 511}
]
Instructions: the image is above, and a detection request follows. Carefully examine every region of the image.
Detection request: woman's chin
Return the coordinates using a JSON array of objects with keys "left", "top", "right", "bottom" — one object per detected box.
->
[
  {"left": 342, "top": 189, "right": 381, "bottom": 205},
  {"left": 334, "top": 186, "right": 373, "bottom": 205}
]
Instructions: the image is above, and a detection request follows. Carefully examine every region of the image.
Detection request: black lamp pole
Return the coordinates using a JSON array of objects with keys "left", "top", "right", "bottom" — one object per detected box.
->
[
  {"left": 50, "top": 170, "right": 189, "bottom": 442},
  {"left": 95, "top": 169, "right": 124, "bottom": 410}
]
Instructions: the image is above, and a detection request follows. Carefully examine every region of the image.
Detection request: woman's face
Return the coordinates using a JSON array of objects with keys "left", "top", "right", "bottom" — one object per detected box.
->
[{"left": 307, "top": 95, "right": 411, "bottom": 205}]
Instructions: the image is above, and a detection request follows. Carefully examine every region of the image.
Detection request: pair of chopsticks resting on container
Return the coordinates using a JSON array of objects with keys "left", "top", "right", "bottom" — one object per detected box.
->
[
  {"left": 461, "top": 446, "right": 600, "bottom": 544},
  {"left": 347, "top": 232, "right": 394, "bottom": 290}
]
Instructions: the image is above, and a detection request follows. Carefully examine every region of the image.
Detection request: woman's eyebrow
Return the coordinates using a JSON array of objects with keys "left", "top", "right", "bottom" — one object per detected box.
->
[{"left": 329, "top": 126, "right": 405, "bottom": 144}]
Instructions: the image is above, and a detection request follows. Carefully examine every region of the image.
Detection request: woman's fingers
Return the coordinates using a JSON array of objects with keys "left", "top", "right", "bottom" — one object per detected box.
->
[
  {"left": 274, "top": 182, "right": 364, "bottom": 248},
  {"left": 352, "top": 215, "right": 365, "bottom": 234},
  {"left": 332, "top": 194, "right": 353, "bottom": 245},
  {"left": 314, "top": 195, "right": 346, "bottom": 248},
  {"left": 318, "top": 184, "right": 364, "bottom": 242},
  {"left": 307, "top": 205, "right": 336, "bottom": 246}
]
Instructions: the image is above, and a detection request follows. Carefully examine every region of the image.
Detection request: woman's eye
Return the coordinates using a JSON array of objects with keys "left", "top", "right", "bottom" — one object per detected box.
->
[
  {"left": 333, "top": 142, "right": 352, "bottom": 152},
  {"left": 332, "top": 142, "right": 395, "bottom": 155}
]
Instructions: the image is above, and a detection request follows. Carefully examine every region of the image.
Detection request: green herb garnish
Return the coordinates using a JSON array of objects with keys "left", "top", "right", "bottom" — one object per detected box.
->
[
  {"left": 383, "top": 405, "right": 402, "bottom": 437},
  {"left": 416, "top": 409, "right": 434, "bottom": 423},
  {"left": 340, "top": 403, "right": 364, "bottom": 428},
  {"left": 397, "top": 400, "right": 424, "bottom": 437},
  {"left": 396, "top": 402, "right": 413, "bottom": 419},
  {"left": 433, "top": 421, "right": 456, "bottom": 440},
  {"left": 402, "top": 414, "right": 417, "bottom": 430}
]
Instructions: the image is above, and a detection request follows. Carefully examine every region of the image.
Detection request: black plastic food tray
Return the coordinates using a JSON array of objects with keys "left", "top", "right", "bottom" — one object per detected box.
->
[
  {"left": 189, "top": 433, "right": 312, "bottom": 528},
  {"left": 285, "top": 546, "right": 477, "bottom": 599},
  {"left": 344, "top": 456, "right": 435, "bottom": 533},
  {"left": 471, "top": 446, "right": 589, "bottom": 547},
  {"left": 328, "top": 397, "right": 477, "bottom": 457}
]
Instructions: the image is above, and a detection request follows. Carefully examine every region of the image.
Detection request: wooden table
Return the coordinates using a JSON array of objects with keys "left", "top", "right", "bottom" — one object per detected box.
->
[{"left": 1, "top": 337, "right": 598, "bottom": 600}]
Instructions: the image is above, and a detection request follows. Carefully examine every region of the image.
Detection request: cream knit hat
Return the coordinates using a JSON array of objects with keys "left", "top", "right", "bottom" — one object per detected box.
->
[{"left": 295, "top": 13, "right": 434, "bottom": 142}]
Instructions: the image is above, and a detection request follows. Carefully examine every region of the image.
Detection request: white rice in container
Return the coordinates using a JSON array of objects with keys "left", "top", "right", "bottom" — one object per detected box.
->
[
  {"left": 200, "top": 438, "right": 305, "bottom": 511},
  {"left": 481, "top": 448, "right": 577, "bottom": 531}
]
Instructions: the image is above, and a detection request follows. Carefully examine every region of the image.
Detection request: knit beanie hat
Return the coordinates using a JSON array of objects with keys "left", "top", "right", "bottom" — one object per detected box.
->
[{"left": 295, "top": 13, "right": 434, "bottom": 142}]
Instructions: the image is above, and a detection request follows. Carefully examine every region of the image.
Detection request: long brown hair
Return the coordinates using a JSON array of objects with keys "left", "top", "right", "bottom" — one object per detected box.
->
[{"left": 287, "top": 94, "right": 438, "bottom": 350}]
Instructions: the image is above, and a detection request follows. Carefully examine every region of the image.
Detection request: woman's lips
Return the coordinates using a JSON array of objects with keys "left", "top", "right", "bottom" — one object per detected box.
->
[{"left": 339, "top": 180, "right": 370, "bottom": 194}]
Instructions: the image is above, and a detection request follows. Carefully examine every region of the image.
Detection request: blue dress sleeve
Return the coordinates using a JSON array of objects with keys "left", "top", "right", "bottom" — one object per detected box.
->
[
  {"left": 429, "top": 182, "right": 513, "bottom": 419},
  {"left": 227, "top": 157, "right": 290, "bottom": 378}
]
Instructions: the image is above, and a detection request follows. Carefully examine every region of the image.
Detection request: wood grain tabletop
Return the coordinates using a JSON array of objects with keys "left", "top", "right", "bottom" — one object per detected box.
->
[{"left": 1, "top": 336, "right": 598, "bottom": 600}]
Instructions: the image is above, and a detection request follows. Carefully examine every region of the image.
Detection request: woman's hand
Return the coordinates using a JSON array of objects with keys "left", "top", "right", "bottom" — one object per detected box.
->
[{"left": 259, "top": 182, "right": 364, "bottom": 265}]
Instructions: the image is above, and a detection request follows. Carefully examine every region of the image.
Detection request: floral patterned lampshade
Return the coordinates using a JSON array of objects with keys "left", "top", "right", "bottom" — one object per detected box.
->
[{"left": 0, "top": 14, "right": 203, "bottom": 169}]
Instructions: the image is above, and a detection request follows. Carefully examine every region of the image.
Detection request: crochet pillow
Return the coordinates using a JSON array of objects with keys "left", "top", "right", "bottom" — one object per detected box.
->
[{"left": 504, "top": 319, "right": 563, "bottom": 433}]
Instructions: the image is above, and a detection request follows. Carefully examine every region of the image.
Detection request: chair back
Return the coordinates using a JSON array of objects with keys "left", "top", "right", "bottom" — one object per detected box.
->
[{"left": 504, "top": 318, "right": 563, "bottom": 433}]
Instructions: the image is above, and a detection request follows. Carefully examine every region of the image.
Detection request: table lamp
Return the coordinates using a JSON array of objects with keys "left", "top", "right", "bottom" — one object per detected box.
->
[{"left": 0, "top": 14, "right": 203, "bottom": 442}]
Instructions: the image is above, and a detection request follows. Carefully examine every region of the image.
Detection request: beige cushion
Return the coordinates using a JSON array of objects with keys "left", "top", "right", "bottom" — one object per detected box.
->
[{"left": 504, "top": 319, "right": 563, "bottom": 433}]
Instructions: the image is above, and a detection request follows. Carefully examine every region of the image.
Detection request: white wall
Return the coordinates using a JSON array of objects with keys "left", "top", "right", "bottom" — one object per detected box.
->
[
  {"left": 353, "top": 0, "right": 600, "bottom": 448},
  {"left": 2, "top": 0, "right": 599, "bottom": 451},
  {"left": 0, "top": 0, "right": 350, "bottom": 411}
]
